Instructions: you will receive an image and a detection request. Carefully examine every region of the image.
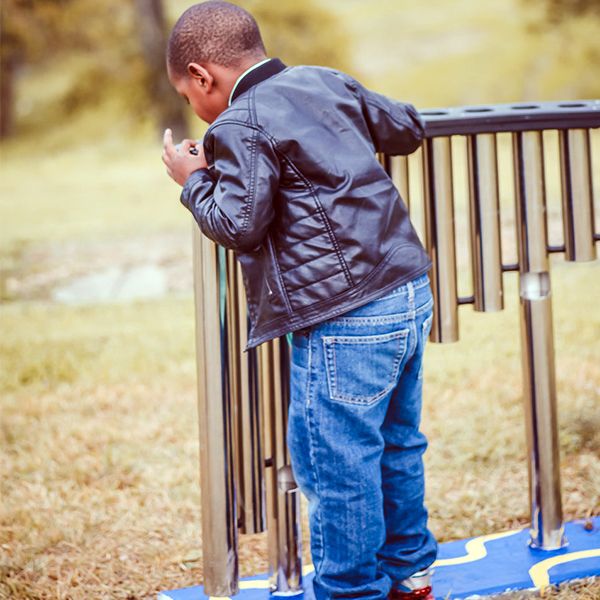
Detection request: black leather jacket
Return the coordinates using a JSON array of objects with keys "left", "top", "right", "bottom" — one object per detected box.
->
[{"left": 181, "top": 59, "right": 432, "bottom": 349}]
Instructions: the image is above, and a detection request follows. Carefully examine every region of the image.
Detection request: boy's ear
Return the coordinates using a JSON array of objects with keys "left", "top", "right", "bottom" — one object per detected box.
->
[{"left": 187, "top": 62, "right": 214, "bottom": 91}]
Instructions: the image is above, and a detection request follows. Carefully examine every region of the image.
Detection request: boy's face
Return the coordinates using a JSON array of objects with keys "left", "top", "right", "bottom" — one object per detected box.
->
[{"left": 168, "top": 62, "right": 230, "bottom": 124}]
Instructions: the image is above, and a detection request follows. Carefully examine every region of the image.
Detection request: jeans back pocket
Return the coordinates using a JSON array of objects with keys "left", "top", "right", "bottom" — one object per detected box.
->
[{"left": 322, "top": 328, "right": 410, "bottom": 406}]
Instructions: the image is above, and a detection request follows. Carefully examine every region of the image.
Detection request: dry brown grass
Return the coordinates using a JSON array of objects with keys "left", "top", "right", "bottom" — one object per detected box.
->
[
  {"left": 2, "top": 380, "right": 199, "bottom": 599},
  {"left": 2, "top": 260, "right": 599, "bottom": 599}
]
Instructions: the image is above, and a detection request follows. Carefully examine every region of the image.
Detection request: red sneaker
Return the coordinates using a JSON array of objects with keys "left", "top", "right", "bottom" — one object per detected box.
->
[
  {"left": 388, "top": 587, "right": 433, "bottom": 600},
  {"left": 388, "top": 568, "right": 434, "bottom": 600}
]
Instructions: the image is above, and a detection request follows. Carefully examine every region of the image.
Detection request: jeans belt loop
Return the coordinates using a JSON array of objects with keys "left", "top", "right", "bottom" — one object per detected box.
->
[{"left": 407, "top": 279, "right": 415, "bottom": 310}]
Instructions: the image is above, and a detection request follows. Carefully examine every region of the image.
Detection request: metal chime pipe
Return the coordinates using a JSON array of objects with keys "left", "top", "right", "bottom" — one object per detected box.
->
[
  {"left": 513, "top": 131, "right": 566, "bottom": 550},
  {"left": 227, "top": 252, "right": 265, "bottom": 534},
  {"left": 260, "top": 339, "right": 303, "bottom": 593},
  {"left": 467, "top": 133, "right": 504, "bottom": 312},
  {"left": 192, "top": 228, "right": 239, "bottom": 595},
  {"left": 559, "top": 128, "right": 596, "bottom": 263},
  {"left": 422, "top": 136, "right": 459, "bottom": 343}
]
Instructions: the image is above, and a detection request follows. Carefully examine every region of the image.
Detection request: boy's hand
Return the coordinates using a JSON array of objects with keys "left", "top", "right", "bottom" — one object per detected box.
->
[{"left": 162, "top": 128, "right": 208, "bottom": 186}]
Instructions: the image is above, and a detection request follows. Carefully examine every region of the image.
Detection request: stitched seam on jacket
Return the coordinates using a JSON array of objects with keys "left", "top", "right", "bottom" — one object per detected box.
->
[
  {"left": 248, "top": 87, "right": 255, "bottom": 126},
  {"left": 268, "top": 235, "right": 293, "bottom": 314},
  {"left": 239, "top": 126, "right": 258, "bottom": 238},
  {"left": 240, "top": 90, "right": 259, "bottom": 238},
  {"left": 279, "top": 249, "right": 338, "bottom": 275},
  {"left": 272, "top": 154, "right": 355, "bottom": 288},
  {"left": 285, "top": 268, "right": 346, "bottom": 293},
  {"left": 206, "top": 118, "right": 278, "bottom": 246},
  {"left": 312, "top": 193, "right": 354, "bottom": 287}
]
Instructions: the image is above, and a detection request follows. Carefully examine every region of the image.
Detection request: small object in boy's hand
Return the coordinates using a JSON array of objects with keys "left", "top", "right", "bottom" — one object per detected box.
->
[{"left": 174, "top": 142, "right": 199, "bottom": 155}]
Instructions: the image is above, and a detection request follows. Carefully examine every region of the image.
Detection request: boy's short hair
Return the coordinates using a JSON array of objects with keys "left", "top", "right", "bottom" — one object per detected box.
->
[{"left": 167, "top": 1, "right": 267, "bottom": 77}]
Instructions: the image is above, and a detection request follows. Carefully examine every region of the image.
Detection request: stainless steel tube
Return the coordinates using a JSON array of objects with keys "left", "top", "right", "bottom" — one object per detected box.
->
[
  {"left": 513, "top": 131, "right": 566, "bottom": 550},
  {"left": 390, "top": 155, "right": 410, "bottom": 211},
  {"left": 467, "top": 134, "right": 504, "bottom": 312},
  {"left": 260, "top": 339, "right": 303, "bottom": 593},
  {"left": 272, "top": 338, "right": 302, "bottom": 593},
  {"left": 227, "top": 252, "right": 265, "bottom": 534},
  {"left": 192, "top": 229, "right": 239, "bottom": 595},
  {"left": 559, "top": 129, "right": 597, "bottom": 262},
  {"left": 422, "top": 136, "right": 459, "bottom": 342},
  {"left": 380, "top": 154, "right": 410, "bottom": 210}
]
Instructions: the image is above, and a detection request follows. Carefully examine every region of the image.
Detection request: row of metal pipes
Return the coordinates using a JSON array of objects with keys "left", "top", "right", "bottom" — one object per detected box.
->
[{"left": 191, "top": 128, "right": 597, "bottom": 596}]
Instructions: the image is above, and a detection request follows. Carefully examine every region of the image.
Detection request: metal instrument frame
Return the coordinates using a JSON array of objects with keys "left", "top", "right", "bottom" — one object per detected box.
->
[{"left": 191, "top": 100, "right": 600, "bottom": 595}]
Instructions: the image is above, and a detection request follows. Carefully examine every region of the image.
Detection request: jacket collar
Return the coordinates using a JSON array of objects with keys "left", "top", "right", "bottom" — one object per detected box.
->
[{"left": 229, "top": 58, "right": 287, "bottom": 105}]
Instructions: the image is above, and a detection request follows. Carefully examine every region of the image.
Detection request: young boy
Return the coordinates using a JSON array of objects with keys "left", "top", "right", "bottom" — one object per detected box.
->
[{"left": 162, "top": 2, "right": 437, "bottom": 599}]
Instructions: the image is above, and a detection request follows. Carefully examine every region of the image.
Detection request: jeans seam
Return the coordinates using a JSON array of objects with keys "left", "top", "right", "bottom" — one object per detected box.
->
[
  {"left": 305, "top": 330, "right": 325, "bottom": 575},
  {"left": 407, "top": 316, "right": 418, "bottom": 361},
  {"left": 417, "top": 312, "right": 433, "bottom": 380},
  {"left": 416, "top": 297, "right": 434, "bottom": 316},
  {"left": 323, "top": 297, "right": 432, "bottom": 327},
  {"left": 326, "top": 312, "right": 414, "bottom": 326},
  {"left": 382, "top": 275, "right": 430, "bottom": 299}
]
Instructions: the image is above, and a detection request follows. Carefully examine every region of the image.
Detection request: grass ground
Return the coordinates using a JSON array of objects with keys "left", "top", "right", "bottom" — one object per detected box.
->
[
  {"left": 1, "top": 135, "right": 599, "bottom": 597},
  {"left": 1, "top": 260, "right": 598, "bottom": 599}
]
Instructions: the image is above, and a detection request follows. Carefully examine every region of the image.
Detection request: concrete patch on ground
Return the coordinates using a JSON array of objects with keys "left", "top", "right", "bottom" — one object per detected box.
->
[{"left": 1, "top": 229, "right": 193, "bottom": 304}]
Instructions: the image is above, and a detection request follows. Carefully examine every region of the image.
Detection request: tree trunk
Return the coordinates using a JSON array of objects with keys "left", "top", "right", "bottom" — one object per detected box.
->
[
  {"left": 0, "top": 53, "right": 15, "bottom": 139},
  {"left": 134, "top": 0, "right": 188, "bottom": 140}
]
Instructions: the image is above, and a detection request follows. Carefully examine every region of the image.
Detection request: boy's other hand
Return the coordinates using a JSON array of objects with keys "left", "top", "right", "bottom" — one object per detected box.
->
[{"left": 162, "top": 128, "right": 208, "bottom": 186}]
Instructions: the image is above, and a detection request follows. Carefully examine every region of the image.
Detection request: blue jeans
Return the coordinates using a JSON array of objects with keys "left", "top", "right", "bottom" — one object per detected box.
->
[{"left": 287, "top": 272, "right": 438, "bottom": 600}]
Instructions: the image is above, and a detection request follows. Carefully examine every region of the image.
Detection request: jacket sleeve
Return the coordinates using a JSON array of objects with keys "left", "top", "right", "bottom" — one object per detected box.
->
[
  {"left": 346, "top": 76, "right": 425, "bottom": 156},
  {"left": 180, "top": 122, "right": 280, "bottom": 252}
]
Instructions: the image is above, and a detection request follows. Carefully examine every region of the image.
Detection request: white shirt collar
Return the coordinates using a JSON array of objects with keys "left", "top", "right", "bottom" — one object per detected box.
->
[{"left": 228, "top": 58, "right": 272, "bottom": 107}]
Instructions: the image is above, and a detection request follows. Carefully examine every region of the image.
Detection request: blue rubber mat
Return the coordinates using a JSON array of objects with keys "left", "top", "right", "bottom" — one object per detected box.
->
[{"left": 158, "top": 518, "right": 600, "bottom": 599}]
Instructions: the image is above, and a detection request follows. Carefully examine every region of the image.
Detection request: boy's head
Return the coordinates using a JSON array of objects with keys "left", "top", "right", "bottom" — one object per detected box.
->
[{"left": 167, "top": 1, "right": 267, "bottom": 123}]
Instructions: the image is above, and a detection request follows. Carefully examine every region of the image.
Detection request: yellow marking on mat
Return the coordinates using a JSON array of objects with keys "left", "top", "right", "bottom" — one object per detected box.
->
[
  {"left": 529, "top": 549, "right": 600, "bottom": 595},
  {"left": 239, "top": 580, "right": 270, "bottom": 590},
  {"left": 225, "top": 568, "right": 315, "bottom": 592},
  {"left": 209, "top": 596, "right": 232, "bottom": 600},
  {"left": 433, "top": 529, "right": 522, "bottom": 567}
]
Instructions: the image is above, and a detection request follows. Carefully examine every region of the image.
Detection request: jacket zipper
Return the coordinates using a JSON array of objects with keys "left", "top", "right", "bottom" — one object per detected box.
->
[
  {"left": 265, "top": 236, "right": 292, "bottom": 314},
  {"left": 263, "top": 243, "right": 274, "bottom": 297}
]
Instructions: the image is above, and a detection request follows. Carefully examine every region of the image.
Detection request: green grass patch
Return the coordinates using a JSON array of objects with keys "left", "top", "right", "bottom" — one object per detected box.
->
[
  {"left": 0, "top": 142, "right": 190, "bottom": 253},
  {"left": 0, "top": 297, "right": 196, "bottom": 393}
]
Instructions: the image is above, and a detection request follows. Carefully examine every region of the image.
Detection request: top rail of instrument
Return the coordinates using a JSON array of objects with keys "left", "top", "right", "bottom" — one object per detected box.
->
[{"left": 421, "top": 100, "right": 600, "bottom": 137}]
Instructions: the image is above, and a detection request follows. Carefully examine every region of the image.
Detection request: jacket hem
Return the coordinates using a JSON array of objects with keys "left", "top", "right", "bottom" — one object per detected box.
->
[{"left": 243, "top": 257, "right": 433, "bottom": 351}]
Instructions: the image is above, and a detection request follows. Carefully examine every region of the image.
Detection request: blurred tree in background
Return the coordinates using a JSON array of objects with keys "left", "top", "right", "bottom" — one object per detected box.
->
[
  {"left": 521, "top": 0, "right": 600, "bottom": 100},
  {"left": 0, "top": 0, "right": 348, "bottom": 141},
  {"left": 238, "top": 0, "right": 349, "bottom": 71},
  {"left": 134, "top": 0, "right": 188, "bottom": 139},
  {"left": 537, "top": 0, "right": 600, "bottom": 20},
  {"left": 0, "top": 0, "right": 188, "bottom": 140},
  {"left": 1, "top": 0, "right": 87, "bottom": 137}
]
